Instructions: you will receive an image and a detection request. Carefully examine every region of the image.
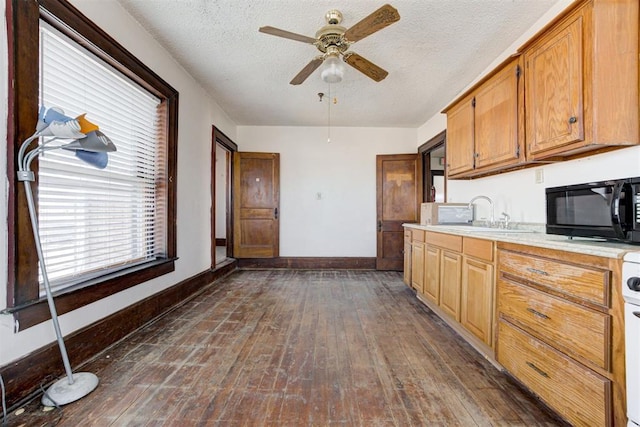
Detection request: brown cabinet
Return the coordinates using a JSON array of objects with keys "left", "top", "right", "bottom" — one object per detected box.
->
[
  {"left": 496, "top": 243, "right": 622, "bottom": 426},
  {"left": 420, "top": 230, "right": 495, "bottom": 353},
  {"left": 423, "top": 245, "right": 440, "bottom": 304},
  {"left": 460, "top": 238, "right": 494, "bottom": 347},
  {"left": 443, "top": 0, "right": 638, "bottom": 179},
  {"left": 411, "top": 241, "right": 425, "bottom": 294},
  {"left": 403, "top": 229, "right": 412, "bottom": 286},
  {"left": 522, "top": 0, "right": 638, "bottom": 160},
  {"left": 443, "top": 56, "right": 524, "bottom": 178},
  {"left": 439, "top": 250, "right": 462, "bottom": 320},
  {"left": 498, "top": 320, "right": 611, "bottom": 427}
]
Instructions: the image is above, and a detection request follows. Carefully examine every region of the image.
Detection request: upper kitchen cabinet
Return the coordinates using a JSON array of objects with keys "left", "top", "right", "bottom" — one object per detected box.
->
[
  {"left": 521, "top": 0, "right": 638, "bottom": 160},
  {"left": 443, "top": 56, "right": 525, "bottom": 179}
]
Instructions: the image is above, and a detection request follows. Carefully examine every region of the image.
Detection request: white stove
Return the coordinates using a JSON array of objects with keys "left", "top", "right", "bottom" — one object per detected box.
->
[{"left": 623, "top": 252, "right": 640, "bottom": 427}]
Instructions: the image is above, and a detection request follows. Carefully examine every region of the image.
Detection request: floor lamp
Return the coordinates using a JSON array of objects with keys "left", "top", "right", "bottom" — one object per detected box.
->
[{"left": 17, "top": 107, "right": 117, "bottom": 406}]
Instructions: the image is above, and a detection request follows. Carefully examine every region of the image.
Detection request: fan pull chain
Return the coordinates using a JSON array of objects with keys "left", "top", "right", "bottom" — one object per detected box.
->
[{"left": 327, "top": 83, "right": 331, "bottom": 143}]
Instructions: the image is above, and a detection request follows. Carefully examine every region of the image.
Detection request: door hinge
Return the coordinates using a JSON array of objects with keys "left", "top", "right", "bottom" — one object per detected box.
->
[
  {"left": 516, "top": 145, "right": 520, "bottom": 157},
  {"left": 516, "top": 64, "right": 522, "bottom": 78},
  {"left": 471, "top": 97, "right": 476, "bottom": 108}
]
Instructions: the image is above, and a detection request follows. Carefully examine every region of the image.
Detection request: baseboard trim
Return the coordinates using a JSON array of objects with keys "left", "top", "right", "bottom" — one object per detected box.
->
[
  {"left": 0, "top": 260, "right": 237, "bottom": 409},
  {"left": 237, "top": 257, "right": 376, "bottom": 270}
]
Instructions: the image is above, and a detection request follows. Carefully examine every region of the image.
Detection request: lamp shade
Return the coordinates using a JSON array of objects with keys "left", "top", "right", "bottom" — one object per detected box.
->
[{"left": 321, "top": 54, "right": 344, "bottom": 84}]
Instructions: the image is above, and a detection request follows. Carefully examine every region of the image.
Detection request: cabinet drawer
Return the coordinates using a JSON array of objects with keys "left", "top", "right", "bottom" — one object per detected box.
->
[
  {"left": 425, "top": 231, "right": 462, "bottom": 252},
  {"left": 498, "top": 320, "right": 611, "bottom": 427},
  {"left": 499, "top": 250, "right": 609, "bottom": 306},
  {"left": 498, "top": 280, "right": 610, "bottom": 370},
  {"left": 412, "top": 229, "right": 425, "bottom": 242},
  {"left": 463, "top": 237, "right": 493, "bottom": 262}
]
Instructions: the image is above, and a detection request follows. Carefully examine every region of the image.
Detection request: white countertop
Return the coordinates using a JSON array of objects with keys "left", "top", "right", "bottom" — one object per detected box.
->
[{"left": 403, "top": 223, "right": 640, "bottom": 259}]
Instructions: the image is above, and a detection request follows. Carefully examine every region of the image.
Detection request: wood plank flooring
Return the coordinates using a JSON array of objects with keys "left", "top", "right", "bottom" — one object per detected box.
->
[{"left": 8, "top": 270, "right": 566, "bottom": 426}]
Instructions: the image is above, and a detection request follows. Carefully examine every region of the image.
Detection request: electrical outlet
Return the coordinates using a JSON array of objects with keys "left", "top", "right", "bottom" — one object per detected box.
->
[{"left": 535, "top": 169, "right": 544, "bottom": 184}]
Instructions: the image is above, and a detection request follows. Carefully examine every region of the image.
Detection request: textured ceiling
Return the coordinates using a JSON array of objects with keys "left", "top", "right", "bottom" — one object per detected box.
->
[{"left": 116, "top": 0, "right": 561, "bottom": 127}]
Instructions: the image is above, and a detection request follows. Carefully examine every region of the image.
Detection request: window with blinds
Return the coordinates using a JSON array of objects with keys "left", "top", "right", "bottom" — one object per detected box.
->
[{"left": 37, "top": 22, "right": 167, "bottom": 294}]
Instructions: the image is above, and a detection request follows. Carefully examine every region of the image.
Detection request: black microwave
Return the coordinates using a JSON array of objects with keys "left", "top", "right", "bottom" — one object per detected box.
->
[{"left": 546, "top": 177, "right": 640, "bottom": 244}]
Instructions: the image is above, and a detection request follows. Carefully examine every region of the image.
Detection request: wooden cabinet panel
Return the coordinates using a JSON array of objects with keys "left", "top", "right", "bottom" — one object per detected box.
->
[
  {"left": 439, "top": 250, "right": 462, "bottom": 321},
  {"left": 424, "top": 231, "right": 462, "bottom": 252},
  {"left": 461, "top": 257, "right": 494, "bottom": 345},
  {"left": 403, "top": 240, "right": 412, "bottom": 286},
  {"left": 411, "top": 242, "right": 425, "bottom": 294},
  {"left": 499, "top": 279, "right": 609, "bottom": 370},
  {"left": 474, "top": 58, "right": 522, "bottom": 169},
  {"left": 499, "top": 250, "right": 609, "bottom": 306},
  {"left": 522, "top": 0, "right": 638, "bottom": 160},
  {"left": 444, "top": 56, "right": 523, "bottom": 179},
  {"left": 463, "top": 237, "right": 493, "bottom": 262},
  {"left": 525, "top": 13, "right": 583, "bottom": 155},
  {"left": 445, "top": 95, "right": 475, "bottom": 176},
  {"left": 498, "top": 320, "right": 611, "bottom": 427},
  {"left": 423, "top": 245, "right": 440, "bottom": 304}
]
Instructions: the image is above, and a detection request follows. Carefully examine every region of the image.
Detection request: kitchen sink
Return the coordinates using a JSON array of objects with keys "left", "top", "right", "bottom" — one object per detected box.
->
[{"left": 433, "top": 225, "right": 535, "bottom": 233}]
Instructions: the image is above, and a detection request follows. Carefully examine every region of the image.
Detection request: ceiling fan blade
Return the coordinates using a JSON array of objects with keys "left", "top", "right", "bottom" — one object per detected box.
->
[
  {"left": 290, "top": 57, "right": 324, "bottom": 85},
  {"left": 343, "top": 4, "right": 400, "bottom": 43},
  {"left": 259, "top": 26, "right": 317, "bottom": 44},
  {"left": 343, "top": 52, "right": 388, "bottom": 82}
]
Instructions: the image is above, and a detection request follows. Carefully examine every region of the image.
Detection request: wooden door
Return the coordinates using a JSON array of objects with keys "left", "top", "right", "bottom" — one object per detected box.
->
[
  {"left": 233, "top": 152, "right": 280, "bottom": 258},
  {"left": 524, "top": 14, "right": 583, "bottom": 156},
  {"left": 376, "top": 154, "right": 422, "bottom": 271}
]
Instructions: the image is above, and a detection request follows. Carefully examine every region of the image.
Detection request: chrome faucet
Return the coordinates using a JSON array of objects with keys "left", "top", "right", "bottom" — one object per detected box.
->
[{"left": 468, "top": 195, "right": 494, "bottom": 227}]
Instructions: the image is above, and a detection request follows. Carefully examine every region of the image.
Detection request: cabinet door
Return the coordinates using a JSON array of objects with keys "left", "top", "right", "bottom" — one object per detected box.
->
[
  {"left": 474, "top": 57, "right": 522, "bottom": 170},
  {"left": 403, "top": 240, "right": 412, "bottom": 286},
  {"left": 524, "top": 13, "right": 583, "bottom": 156},
  {"left": 445, "top": 95, "right": 475, "bottom": 177},
  {"left": 439, "top": 250, "right": 462, "bottom": 320},
  {"left": 423, "top": 245, "right": 440, "bottom": 304},
  {"left": 411, "top": 242, "right": 425, "bottom": 294},
  {"left": 461, "top": 257, "right": 494, "bottom": 346}
]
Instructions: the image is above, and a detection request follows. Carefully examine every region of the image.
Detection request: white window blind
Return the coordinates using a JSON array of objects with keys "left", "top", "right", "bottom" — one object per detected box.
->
[{"left": 37, "top": 22, "right": 166, "bottom": 294}]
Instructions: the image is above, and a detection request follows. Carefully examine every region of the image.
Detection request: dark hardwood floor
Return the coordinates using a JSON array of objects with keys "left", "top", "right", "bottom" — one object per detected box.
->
[{"left": 8, "top": 270, "right": 565, "bottom": 426}]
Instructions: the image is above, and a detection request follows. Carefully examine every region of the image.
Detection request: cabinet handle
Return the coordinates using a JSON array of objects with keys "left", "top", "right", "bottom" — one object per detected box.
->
[
  {"left": 526, "top": 361, "right": 549, "bottom": 378},
  {"left": 527, "top": 307, "right": 550, "bottom": 320},
  {"left": 568, "top": 116, "right": 577, "bottom": 124},
  {"left": 526, "top": 267, "right": 549, "bottom": 276}
]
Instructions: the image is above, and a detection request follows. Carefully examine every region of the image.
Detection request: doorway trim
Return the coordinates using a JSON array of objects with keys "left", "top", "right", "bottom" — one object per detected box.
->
[
  {"left": 418, "top": 130, "right": 447, "bottom": 203},
  {"left": 211, "top": 126, "right": 238, "bottom": 268}
]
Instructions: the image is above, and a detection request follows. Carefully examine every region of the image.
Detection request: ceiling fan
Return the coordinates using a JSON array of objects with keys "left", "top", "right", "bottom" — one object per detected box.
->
[{"left": 259, "top": 4, "right": 400, "bottom": 85}]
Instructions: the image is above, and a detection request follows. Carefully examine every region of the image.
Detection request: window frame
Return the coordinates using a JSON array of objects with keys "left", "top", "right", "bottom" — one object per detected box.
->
[{"left": 6, "top": 0, "right": 178, "bottom": 330}]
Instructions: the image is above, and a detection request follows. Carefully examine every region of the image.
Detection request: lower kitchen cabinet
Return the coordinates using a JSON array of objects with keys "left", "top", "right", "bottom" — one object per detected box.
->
[
  {"left": 498, "top": 319, "right": 611, "bottom": 427},
  {"left": 461, "top": 256, "right": 494, "bottom": 346},
  {"left": 496, "top": 242, "right": 625, "bottom": 427},
  {"left": 439, "top": 250, "right": 462, "bottom": 320},
  {"left": 416, "top": 231, "right": 495, "bottom": 354},
  {"left": 403, "top": 229, "right": 412, "bottom": 286},
  {"left": 402, "top": 226, "right": 627, "bottom": 426},
  {"left": 410, "top": 229, "right": 425, "bottom": 293}
]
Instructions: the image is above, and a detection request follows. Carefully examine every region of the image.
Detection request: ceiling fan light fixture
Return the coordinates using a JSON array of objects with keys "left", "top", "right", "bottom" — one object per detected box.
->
[{"left": 321, "top": 53, "right": 344, "bottom": 84}]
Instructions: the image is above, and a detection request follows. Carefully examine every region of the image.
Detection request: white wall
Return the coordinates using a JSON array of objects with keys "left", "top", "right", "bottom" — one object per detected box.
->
[
  {"left": 237, "top": 126, "right": 417, "bottom": 257},
  {"left": 416, "top": 0, "right": 640, "bottom": 224},
  {"left": 0, "top": 0, "right": 237, "bottom": 366}
]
